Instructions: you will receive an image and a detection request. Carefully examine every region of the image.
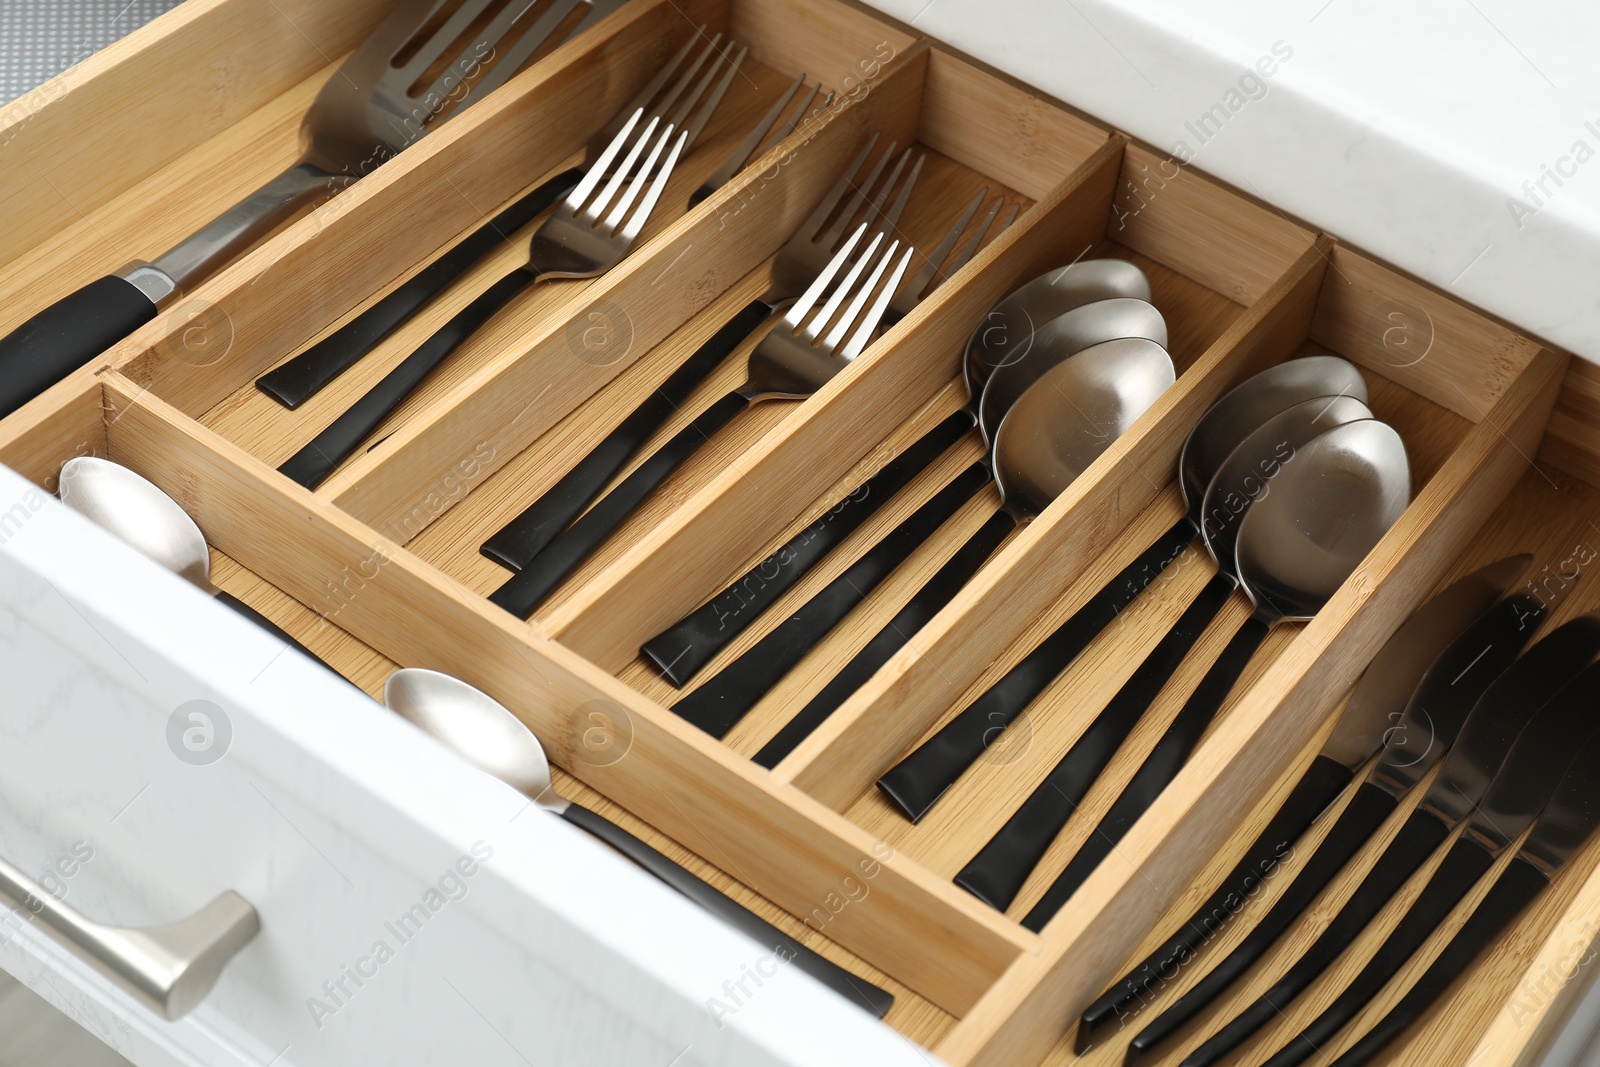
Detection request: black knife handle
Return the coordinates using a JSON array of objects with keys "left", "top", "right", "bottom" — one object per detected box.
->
[
  {"left": 955, "top": 570, "right": 1238, "bottom": 912},
  {"left": 1262, "top": 838, "right": 1496, "bottom": 1067},
  {"left": 669, "top": 462, "right": 998, "bottom": 739},
  {"left": 489, "top": 389, "right": 752, "bottom": 619},
  {"left": 751, "top": 503, "right": 1017, "bottom": 767},
  {"left": 1021, "top": 611, "right": 1270, "bottom": 932},
  {"left": 1175, "top": 809, "right": 1454, "bottom": 1067},
  {"left": 481, "top": 298, "right": 777, "bottom": 573},
  {"left": 256, "top": 168, "right": 584, "bottom": 409},
  {"left": 278, "top": 267, "right": 541, "bottom": 490},
  {"left": 211, "top": 590, "right": 332, "bottom": 671},
  {"left": 1123, "top": 782, "right": 1400, "bottom": 1060},
  {"left": 642, "top": 409, "right": 978, "bottom": 686},
  {"left": 1331, "top": 857, "right": 1549, "bottom": 1067},
  {"left": 1075, "top": 752, "right": 1353, "bottom": 1053},
  {"left": 878, "top": 517, "right": 1200, "bottom": 824},
  {"left": 0, "top": 275, "right": 158, "bottom": 419},
  {"left": 558, "top": 803, "right": 894, "bottom": 1018}
]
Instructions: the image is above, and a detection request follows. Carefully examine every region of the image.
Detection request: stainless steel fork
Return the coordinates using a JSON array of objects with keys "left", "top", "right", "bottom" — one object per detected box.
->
[
  {"left": 258, "top": 32, "right": 749, "bottom": 409},
  {"left": 279, "top": 110, "right": 689, "bottom": 490},
  {"left": 489, "top": 225, "right": 916, "bottom": 619},
  {"left": 480, "top": 133, "right": 924, "bottom": 572},
  {"left": 0, "top": 0, "right": 627, "bottom": 419}
]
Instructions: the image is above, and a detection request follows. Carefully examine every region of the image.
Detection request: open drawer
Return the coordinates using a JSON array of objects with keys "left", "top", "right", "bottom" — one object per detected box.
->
[{"left": 2, "top": 0, "right": 1599, "bottom": 1065}]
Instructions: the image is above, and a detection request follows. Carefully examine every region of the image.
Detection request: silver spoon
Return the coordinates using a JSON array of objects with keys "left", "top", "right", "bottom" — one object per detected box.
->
[
  {"left": 381, "top": 668, "right": 895, "bottom": 1016},
  {"left": 641, "top": 261, "right": 1159, "bottom": 688},
  {"left": 57, "top": 457, "right": 328, "bottom": 666},
  {"left": 879, "top": 356, "right": 1371, "bottom": 820},
  {"left": 1017, "top": 417, "right": 1411, "bottom": 930},
  {"left": 673, "top": 333, "right": 1175, "bottom": 741}
]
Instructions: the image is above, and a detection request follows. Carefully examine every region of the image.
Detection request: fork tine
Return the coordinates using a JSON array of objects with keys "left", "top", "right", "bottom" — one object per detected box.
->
[
  {"left": 653, "top": 33, "right": 721, "bottom": 118},
  {"left": 944, "top": 196, "right": 1005, "bottom": 278},
  {"left": 674, "top": 43, "right": 746, "bottom": 148},
  {"left": 803, "top": 231, "right": 886, "bottom": 342},
  {"left": 605, "top": 122, "right": 676, "bottom": 232},
  {"left": 618, "top": 129, "right": 688, "bottom": 242},
  {"left": 897, "top": 187, "right": 987, "bottom": 304},
  {"left": 787, "top": 225, "right": 867, "bottom": 327},
  {"left": 796, "top": 135, "right": 877, "bottom": 244},
  {"left": 698, "top": 71, "right": 806, "bottom": 196},
  {"left": 581, "top": 114, "right": 659, "bottom": 222},
  {"left": 565, "top": 108, "right": 640, "bottom": 211},
  {"left": 415, "top": 0, "right": 586, "bottom": 105},
  {"left": 841, "top": 245, "right": 914, "bottom": 361},
  {"left": 818, "top": 141, "right": 897, "bottom": 248},
  {"left": 821, "top": 239, "right": 900, "bottom": 351},
  {"left": 877, "top": 151, "right": 925, "bottom": 234},
  {"left": 779, "top": 85, "right": 828, "bottom": 141}
]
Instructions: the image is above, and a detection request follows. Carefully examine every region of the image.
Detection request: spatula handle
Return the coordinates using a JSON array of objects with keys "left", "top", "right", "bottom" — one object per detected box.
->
[
  {"left": 954, "top": 570, "right": 1238, "bottom": 912},
  {"left": 558, "top": 803, "right": 894, "bottom": 1018},
  {"left": 1075, "top": 753, "right": 1352, "bottom": 1053},
  {"left": 669, "top": 461, "right": 998, "bottom": 739},
  {"left": 278, "top": 267, "right": 542, "bottom": 489},
  {"left": 0, "top": 276, "right": 158, "bottom": 419},
  {"left": 257, "top": 168, "right": 584, "bottom": 409},
  {"left": 641, "top": 409, "right": 977, "bottom": 686},
  {"left": 489, "top": 389, "right": 751, "bottom": 619}
]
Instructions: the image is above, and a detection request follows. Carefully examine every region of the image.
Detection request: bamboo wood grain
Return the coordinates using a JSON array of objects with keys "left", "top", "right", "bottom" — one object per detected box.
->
[
  {"left": 0, "top": 371, "right": 106, "bottom": 493},
  {"left": 730, "top": 0, "right": 916, "bottom": 97}
]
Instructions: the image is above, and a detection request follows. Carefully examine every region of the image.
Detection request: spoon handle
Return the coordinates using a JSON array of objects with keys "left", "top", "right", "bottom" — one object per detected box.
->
[
  {"left": 641, "top": 410, "right": 977, "bottom": 687},
  {"left": 877, "top": 518, "right": 1200, "bottom": 823},
  {"left": 1262, "top": 838, "right": 1495, "bottom": 1067},
  {"left": 489, "top": 390, "right": 752, "bottom": 619},
  {"left": 1022, "top": 613, "right": 1272, "bottom": 933},
  {"left": 211, "top": 591, "right": 333, "bottom": 671},
  {"left": 480, "top": 298, "right": 777, "bottom": 573},
  {"left": 752, "top": 506, "right": 1017, "bottom": 766},
  {"left": 1075, "top": 753, "right": 1352, "bottom": 1053},
  {"left": 1122, "top": 782, "right": 1400, "bottom": 1062},
  {"left": 1328, "top": 858, "right": 1549, "bottom": 1067},
  {"left": 278, "top": 267, "right": 543, "bottom": 490},
  {"left": 669, "top": 462, "right": 997, "bottom": 739},
  {"left": 255, "top": 169, "right": 584, "bottom": 409},
  {"left": 1179, "top": 809, "right": 1453, "bottom": 1067},
  {"left": 557, "top": 803, "right": 895, "bottom": 1018},
  {"left": 953, "top": 570, "right": 1237, "bottom": 911}
]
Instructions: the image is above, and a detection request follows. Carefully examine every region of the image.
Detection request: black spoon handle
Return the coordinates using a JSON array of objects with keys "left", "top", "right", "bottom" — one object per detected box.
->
[
  {"left": 641, "top": 409, "right": 978, "bottom": 686},
  {"left": 1329, "top": 858, "right": 1549, "bottom": 1067},
  {"left": 1075, "top": 753, "right": 1353, "bottom": 1053},
  {"left": 954, "top": 571, "right": 1238, "bottom": 912},
  {"left": 1124, "top": 782, "right": 1401, "bottom": 1061},
  {"left": 212, "top": 591, "right": 334, "bottom": 672},
  {"left": 877, "top": 517, "right": 1199, "bottom": 824},
  {"left": 278, "top": 267, "right": 542, "bottom": 490},
  {"left": 558, "top": 804, "right": 893, "bottom": 1018},
  {"left": 669, "top": 462, "right": 998, "bottom": 739},
  {"left": 751, "top": 505, "right": 1017, "bottom": 767},
  {"left": 1262, "top": 838, "right": 1496, "bottom": 1067},
  {"left": 480, "top": 298, "right": 777, "bottom": 573},
  {"left": 489, "top": 390, "right": 751, "bottom": 619},
  {"left": 1177, "top": 809, "right": 1453, "bottom": 1067},
  {"left": 256, "top": 168, "right": 584, "bottom": 409},
  {"left": 1024, "top": 614, "right": 1272, "bottom": 933}
]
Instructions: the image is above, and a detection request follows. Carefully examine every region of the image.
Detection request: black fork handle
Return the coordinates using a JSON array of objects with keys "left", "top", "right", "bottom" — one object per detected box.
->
[
  {"left": 256, "top": 168, "right": 584, "bottom": 409},
  {"left": 489, "top": 389, "right": 752, "bottom": 619},
  {"left": 480, "top": 298, "right": 776, "bottom": 573},
  {"left": 278, "top": 267, "right": 543, "bottom": 490}
]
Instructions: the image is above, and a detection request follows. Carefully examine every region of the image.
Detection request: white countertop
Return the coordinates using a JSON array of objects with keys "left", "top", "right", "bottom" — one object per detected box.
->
[{"left": 868, "top": 0, "right": 1600, "bottom": 365}]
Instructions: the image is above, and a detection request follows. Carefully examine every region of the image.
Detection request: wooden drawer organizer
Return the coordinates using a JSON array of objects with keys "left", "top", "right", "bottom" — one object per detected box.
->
[{"left": 3, "top": 0, "right": 1599, "bottom": 1063}]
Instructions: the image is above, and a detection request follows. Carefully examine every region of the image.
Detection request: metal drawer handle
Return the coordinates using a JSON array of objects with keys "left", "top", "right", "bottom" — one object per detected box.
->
[{"left": 0, "top": 853, "right": 259, "bottom": 1020}]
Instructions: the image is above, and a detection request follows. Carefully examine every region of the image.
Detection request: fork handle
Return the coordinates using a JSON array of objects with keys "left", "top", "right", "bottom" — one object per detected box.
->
[
  {"left": 481, "top": 297, "right": 777, "bottom": 573},
  {"left": 489, "top": 389, "right": 752, "bottom": 619},
  {"left": 278, "top": 267, "right": 542, "bottom": 490},
  {"left": 0, "top": 276, "right": 158, "bottom": 419},
  {"left": 558, "top": 804, "right": 894, "bottom": 1018},
  {"left": 953, "top": 571, "right": 1238, "bottom": 911},
  {"left": 879, "top": 517, "right": 1200, "bottom": 823},
  {"left": 669, "top": 462, "right": 997, "bottom": 739},
  {"left": 256, "top": 168, "right": 584, "bottom": 409}
]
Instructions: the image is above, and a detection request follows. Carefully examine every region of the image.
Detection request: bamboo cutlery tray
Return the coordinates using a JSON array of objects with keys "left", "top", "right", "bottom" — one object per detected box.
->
[{"left": 3, "top": 0, "right": 1600, "bottom": 1064}]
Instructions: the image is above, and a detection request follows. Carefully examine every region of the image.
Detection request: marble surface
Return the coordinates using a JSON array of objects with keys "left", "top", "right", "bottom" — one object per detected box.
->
[{"left": 866, "top": 0, "right": 1600, "bottom": 365}]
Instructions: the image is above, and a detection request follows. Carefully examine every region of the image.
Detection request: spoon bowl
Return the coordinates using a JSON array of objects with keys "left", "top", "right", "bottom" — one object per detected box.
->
[{"left": 58, "top": 457, "right": 212, "bottom": 588}]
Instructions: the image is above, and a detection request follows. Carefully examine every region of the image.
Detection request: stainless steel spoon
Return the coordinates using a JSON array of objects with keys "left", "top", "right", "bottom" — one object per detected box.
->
[
  {"left": 878, "top": 356, "right": 1370, "bottom": 820},
  {"left": 673, "top": 333, "right": 1175, "bottom": 741},
  {"left": 1016, "top": 417, "right": 1410, "bottom": 930},
  {"left": 57, "top": 457, "right": 328, "bottom": 667},
  {"left": 641, "top": 260, "right": 1159, "bottom": 689},
  {"left": 381, "top": 668, "right": 894, "bottom": 1016}
]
